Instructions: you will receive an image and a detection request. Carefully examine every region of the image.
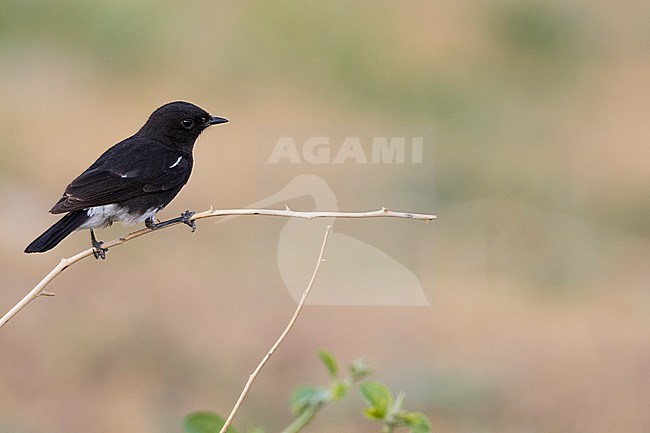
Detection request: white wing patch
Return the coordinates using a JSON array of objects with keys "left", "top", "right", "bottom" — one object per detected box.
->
[{"left": 169, "top": 156, "right": 183, "bottom": 169}]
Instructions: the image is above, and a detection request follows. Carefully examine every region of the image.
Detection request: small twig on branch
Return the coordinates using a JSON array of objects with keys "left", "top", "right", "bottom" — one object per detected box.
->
[
  {"left": 218, "top": 225, "right": 332, "bottom": 433},
  {"left": 1, "top": 207, "right": 434, "bottom": 328}
]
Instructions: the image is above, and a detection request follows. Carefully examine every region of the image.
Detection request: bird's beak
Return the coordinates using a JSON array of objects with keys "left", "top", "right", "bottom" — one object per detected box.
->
[{"left": 207, "top": 116, "right": 229, "bottom": 126}]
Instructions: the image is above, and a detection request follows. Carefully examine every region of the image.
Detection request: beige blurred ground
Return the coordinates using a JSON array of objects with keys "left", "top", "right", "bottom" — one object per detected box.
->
[{"left": 1, "top": 1, "right": 649, "bottom": 432}]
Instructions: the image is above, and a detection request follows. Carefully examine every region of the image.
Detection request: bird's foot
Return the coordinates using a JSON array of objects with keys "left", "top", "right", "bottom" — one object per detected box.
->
[
  {"left": 180, "top": 210, "right": 196, "bottom": 232},
  {"left": 145, "top": 210, "right": 196, "bottom": 232},
  {"left": 90, "top": 229, "right": 107, "bottom": 260},
  {"left": 145, "top": 217, "right": 160, "bottom": 230},
  {"left": 93, "top": 244, "right": 107, "bottom": 260}
]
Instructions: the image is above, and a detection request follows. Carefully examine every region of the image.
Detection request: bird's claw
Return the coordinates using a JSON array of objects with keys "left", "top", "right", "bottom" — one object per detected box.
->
[
  {"left": 145, "top": 217, "right": 159, "bottom": 230},
  {"left": 93, "top": 244, "right": 107, "bottom": 260},
  {"left": 181, "top": 210, "right": 196, "bottom": 232},
  {"left": 90, "top": 229, "right": 107, "bottom": 260}
]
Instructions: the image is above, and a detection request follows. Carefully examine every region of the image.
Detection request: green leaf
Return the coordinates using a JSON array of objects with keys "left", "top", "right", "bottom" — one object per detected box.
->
[
  {"left": 392, "top": 391, "right": 406, "bottom": 414},
  {"left": 329, "top": 380, "right": 348, "bottom": 400},
  {"left": 183, "top": 411, "right": 236, "bottom": 433},
  {"left": 399, "top": 411, "right": 432, "bottom": 433},
  {"left": 317, "top": 350, "right": 339, "bottom": 378},
  {"left": 362, "top": 406, "right": 386, "bottom": 420},
  {"left": 281, "top": 406, "right": 318, "bottom": 433},
  {"left": 290, "top": 386, "right": 328, "bottom": 417},
  {"left": 359, "top": 381, "right": 392, "bottom": 419}
]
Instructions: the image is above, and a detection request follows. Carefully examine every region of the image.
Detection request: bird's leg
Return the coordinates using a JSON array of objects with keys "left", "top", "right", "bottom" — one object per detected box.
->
[
  {"left": 145, "top": 210, "right": 196, "bottom": 232},
  {"left": 89, "top": 228, "right": 107, "bottom": 260}
]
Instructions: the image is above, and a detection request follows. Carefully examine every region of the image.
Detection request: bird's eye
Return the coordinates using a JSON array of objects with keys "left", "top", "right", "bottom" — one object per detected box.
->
[{"left": 180, "top": 118, "right": 194, "bottom": 129}]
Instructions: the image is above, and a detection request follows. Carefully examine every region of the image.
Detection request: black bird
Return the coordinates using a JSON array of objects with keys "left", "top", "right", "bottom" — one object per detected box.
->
[{"left": 25, "top": 101, "right": 228, "bottom": 258}]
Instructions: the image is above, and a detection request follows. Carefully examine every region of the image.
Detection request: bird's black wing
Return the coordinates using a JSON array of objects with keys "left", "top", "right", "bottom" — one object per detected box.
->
[{"left": 50, "top": 138, "right": 192, "bottom": 214}]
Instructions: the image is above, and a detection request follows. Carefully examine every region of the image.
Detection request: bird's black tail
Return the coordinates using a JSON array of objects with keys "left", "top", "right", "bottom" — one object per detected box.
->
[{"left": 25, "top": 210, "right": 88, "bottom": 253}]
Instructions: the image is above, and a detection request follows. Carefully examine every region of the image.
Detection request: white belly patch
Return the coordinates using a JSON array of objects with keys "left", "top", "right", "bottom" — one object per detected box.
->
[{"left": 80, "top": 204, "right": 159, "bottom": 229}]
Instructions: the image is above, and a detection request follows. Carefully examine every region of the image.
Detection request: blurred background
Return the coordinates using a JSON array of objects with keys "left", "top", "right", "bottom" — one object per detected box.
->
[{"left": 1, "top": 1, "right": 649, "bottom": 432}]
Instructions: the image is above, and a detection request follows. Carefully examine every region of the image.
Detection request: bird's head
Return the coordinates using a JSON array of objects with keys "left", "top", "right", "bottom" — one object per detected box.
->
[{"left": 139, "top": 101, "right": 228, "bottom": 150}]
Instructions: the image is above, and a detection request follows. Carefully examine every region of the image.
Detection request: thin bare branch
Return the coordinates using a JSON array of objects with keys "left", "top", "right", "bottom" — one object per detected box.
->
[
  {"left": 192, "top": 206, "right": 436, "bottom": 222},
  {"left": 1, "top": 206, "right": 434, "bottom": 328},
  {"left": 219, "top": 225, "right": 332, "bottom": 433}
]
